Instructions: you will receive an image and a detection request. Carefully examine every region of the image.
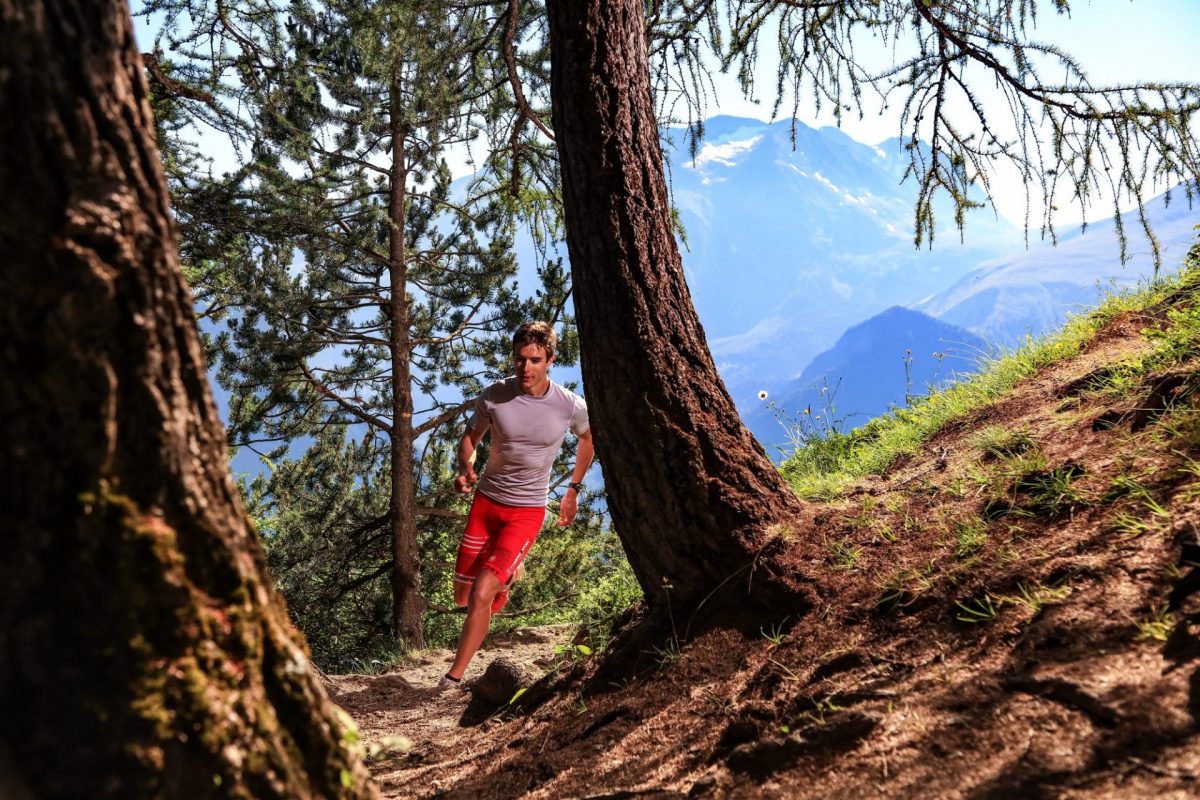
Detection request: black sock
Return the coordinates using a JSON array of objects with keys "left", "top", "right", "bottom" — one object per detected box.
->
[{"left": 443, "top": 673, "right": 460, "bottom": 683}]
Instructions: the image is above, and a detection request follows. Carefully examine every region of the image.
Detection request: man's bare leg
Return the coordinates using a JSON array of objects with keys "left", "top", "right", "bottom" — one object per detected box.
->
[{"left": 447, "top": 569, "right": 503, "bottom": 680}]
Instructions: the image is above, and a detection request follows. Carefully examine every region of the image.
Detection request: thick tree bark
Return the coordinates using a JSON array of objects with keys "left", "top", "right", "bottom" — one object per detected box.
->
[
  {"left": 389, "top": 83, "right": 425, "bottom": 648},
  {"left": 547, "top": 0, "right": 812, "bottom": 614},
  {"left": 0, "top": 1, "right": 378, "bottom": 797}
]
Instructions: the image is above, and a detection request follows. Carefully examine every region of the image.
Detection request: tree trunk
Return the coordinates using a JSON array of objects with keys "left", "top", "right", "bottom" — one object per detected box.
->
[
  {"left": 546, "top": 0, "right": 812, "bottom": 615},
  {"left": 388, "top": 83, "right": 425, "bottom": 648},
  {"left": 0, "top": 1, "right": 378, "bottom": 796}
]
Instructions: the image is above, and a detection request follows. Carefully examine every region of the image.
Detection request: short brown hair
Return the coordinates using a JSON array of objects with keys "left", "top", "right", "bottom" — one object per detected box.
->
[{"left": 513, "top": 321, "right": 556, "bottom": 360}]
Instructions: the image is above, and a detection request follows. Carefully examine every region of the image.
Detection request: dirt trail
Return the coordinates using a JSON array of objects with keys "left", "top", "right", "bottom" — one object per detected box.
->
[
  {"left": 329, "top": 626, "right": 574, "bottom": 798},
  {"left": 331, "top": 300, "right": 1200, "bottom": 798}
]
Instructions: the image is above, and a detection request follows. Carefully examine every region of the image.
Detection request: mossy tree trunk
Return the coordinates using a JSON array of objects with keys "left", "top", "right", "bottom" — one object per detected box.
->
[
  {"left": 0, "top": 0, "right": 378, "bottom": 796},
  {"left": 546, "top": 0, "right": 814, "bottom": 617}
]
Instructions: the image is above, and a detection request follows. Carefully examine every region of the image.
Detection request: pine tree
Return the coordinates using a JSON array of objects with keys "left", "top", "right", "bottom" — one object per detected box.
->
[
  {"left": 0, "top": 0, "right": 376, "bottom": 794},
  {"left": 147, "top": 0, "right": 1200, "bottom": 640},
  {"left": 142, "top": 0, "right": 568, "bottom": 648},
  {"left": 545, "top": 0, "right": 1200, "bottom": 623}
]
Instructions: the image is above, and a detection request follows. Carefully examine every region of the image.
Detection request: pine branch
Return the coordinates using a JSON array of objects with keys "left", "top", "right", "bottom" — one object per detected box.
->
[
  {"left": 310, "top": 142, "right": 392, "bottom": 178},
  {"left": 141, "top": 52, "right": 217, "bottom": 106},
  {"left": 503, "top": 0, "right": 554, "bottom": 197},
  {"left": 301, "top": 365, "right": 393, "bottom": 433},
  {"left": 411, "top": 303, "right": 484, "bottom": 347},
  {"left": 415, "top": 507, "right": 467, "bottom": 522},
  {"left": 911, "top": 2, "right": 1134, "bottom": 121},
  {"left": 413, "top": 400, "right": 474, "bottom": 437},
  {"left": 328, "top": 561, "right": 393, "bottom": 604}
]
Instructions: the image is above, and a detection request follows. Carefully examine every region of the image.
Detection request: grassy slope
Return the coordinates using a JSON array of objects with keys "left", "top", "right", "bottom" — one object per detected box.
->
[
  {"left": 364, "top": 242, "right": 1200, "bottom": 799},
  {"left": 783, "top": 249, "right": 1200, "bottom": 501}
]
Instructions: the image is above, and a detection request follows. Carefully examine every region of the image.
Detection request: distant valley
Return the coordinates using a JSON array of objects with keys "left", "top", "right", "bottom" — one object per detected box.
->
[{"left": 652, "top": 117, "right": 1198, "bottom": 456}]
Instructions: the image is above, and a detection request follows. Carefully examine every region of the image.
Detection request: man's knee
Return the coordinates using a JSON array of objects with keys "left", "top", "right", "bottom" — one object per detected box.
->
[
  {"left": 469, "top": 571, "right": 502, "bottom": 607},
  {"left": 469, "top": 585, "right": 499, "bottom": 608}
]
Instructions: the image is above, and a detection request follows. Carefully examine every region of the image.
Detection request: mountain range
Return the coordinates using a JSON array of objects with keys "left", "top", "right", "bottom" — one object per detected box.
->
[
  {"left": 745, "top": 307, "right": 987, "bottom": 458},
  {"left": 654, "top": 117, "right": 1198, "bottom": 454},
  {"left": 659, "top": 116, "right": 1018, "bottom": 407},
  {"left": 913, "top": 188, "right": 1199, "bottom": 346}
]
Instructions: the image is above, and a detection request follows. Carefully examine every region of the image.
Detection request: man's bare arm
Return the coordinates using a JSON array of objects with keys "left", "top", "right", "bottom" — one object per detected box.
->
[
  {"left": 455, "top": 426, "right": 486, "bottom": 494},
  {"left": 558, "top": 429, "right": 594, "bottom": 526}
]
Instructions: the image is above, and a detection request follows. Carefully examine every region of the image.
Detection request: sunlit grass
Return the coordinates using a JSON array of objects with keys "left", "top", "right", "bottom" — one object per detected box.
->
[{"left": 782, "top": 247, "right": 1200, "bottom": 501}]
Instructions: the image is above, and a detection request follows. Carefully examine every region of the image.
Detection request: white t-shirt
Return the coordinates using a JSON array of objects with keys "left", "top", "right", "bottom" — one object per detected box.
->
[{"left": 467, "top": 377, "right": 589, "bottom": 507}]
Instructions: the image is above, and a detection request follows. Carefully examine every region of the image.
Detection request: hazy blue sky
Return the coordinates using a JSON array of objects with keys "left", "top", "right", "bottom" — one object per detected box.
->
[
  {"left": 711, "top": 0, "right": 1200, "bottom": 138},
  {"left": 701, "top": 1, "right": 1200, "bottom": 224}
]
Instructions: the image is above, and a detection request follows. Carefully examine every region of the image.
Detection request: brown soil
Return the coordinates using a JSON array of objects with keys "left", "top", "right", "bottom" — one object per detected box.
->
[
  {"left": 328, "top": 625, "right": 577, "bottom": 797},
  {"left": 338, "top": 304, "right": 1200, "bottom": 798}
]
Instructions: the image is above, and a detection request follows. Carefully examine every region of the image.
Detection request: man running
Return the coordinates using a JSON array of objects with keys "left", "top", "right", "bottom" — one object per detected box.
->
[{"left": 440, "top": 321, "right": 593, "bottom": 688}]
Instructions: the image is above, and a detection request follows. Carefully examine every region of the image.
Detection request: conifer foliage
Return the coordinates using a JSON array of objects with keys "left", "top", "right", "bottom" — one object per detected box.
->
[
  {"left": 144, "top": 0, "right": 1200, "bottom": 641},
  {"left": 141, "top": 0, "right": 570, "bottom": 651}
]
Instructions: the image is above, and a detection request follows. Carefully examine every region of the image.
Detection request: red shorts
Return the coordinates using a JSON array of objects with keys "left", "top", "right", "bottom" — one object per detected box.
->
[{"left": 454, "top": 492, "right": 546, "bottom": 587}]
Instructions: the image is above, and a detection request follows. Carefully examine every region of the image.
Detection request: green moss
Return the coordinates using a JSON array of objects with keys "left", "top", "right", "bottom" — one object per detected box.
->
[{"left": 62, "top": 478, "right": 379, "bottom": 796}]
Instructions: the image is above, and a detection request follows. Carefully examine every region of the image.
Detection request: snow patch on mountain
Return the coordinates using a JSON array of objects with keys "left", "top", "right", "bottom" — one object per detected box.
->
[{"left": 687, "top": 135, "right": 763, "bottom": 171}]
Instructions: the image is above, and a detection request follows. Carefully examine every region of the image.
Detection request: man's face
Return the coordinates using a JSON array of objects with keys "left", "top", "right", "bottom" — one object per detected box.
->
[{"left": 514, "top": 343, "right": 553, "bottom": 394}]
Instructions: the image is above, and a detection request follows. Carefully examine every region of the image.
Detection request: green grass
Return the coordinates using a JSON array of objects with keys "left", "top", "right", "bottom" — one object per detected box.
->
[
  {"left": 953, "top": 519, "right": 988, "bottom": 559},
  {"left": 1101, "top": 471, "right": 1172, "bottom": 537},
  {"left": 972, "top": 426, "right": 1037, "bottom": 460},
  {"left": 760, "top": 620, "right": 788, "bottom": 646},
  {"left": 781, "top": 247, "right": 1200, "bottom": 501},
  {"left": 875, "top": 561, "right": 936, "bottom": 613},
  {"left": 1109, "top": 511, "right": 1159, "bottom": 538},
  {"left": 1135, "top": 604, "right": 1177, "bottom": 642},
  {"left": 344, "top": 640, "right": 415, "bottom": 675},
  {"left": 955, "top": 594, "right": 1000, "bottom": 624},
  {"left": 1145, "top": 302, "right": 1200, "bottom": 368},
  {"left": 1103, "top": 473, "right": 1154, "bottom": 503},
  {"left": 1014, "top": 462, "right": 1088, "bottom": 518},
  {"left": 998, "top": 581, "right": 1073, "bottom": 614},
  {"left": 652, "top": 640, "right": 682, "bottom": 670},
  {"left": 1173, "top": 452, "right": 1200, "bottom": 501},
  {"left": 796, "top": 695, "right": 846, "bottom": 725},
  {"left": 873, "top": 520, "right": 899, "bottom": 543},
  {"left": 826, "top": 537, "right": 864, "bottom": 570},
  {"left": 845, "top": 496, "right": 878, "bottom": 528},
  {"left": 1157, "top": 411, "right": 1200, "bottom": 453}
]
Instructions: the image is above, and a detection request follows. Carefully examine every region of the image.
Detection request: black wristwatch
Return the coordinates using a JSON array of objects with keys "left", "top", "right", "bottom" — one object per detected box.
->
[{"left": 567, "top": 481, "right": 585, "bottom": 494}]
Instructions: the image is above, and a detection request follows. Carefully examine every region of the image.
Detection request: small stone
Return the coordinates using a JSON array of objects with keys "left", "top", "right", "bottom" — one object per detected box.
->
[
  {"left": 373, "top": 674, "right": 412, "bottom": 692},
  {"left": 472, "top": 657, "right": 539, "bottom": 705}
]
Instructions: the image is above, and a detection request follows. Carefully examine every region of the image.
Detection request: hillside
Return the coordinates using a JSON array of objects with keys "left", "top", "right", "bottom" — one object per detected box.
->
[
  {"left": 338, "top": 248, "right": 1200, "bottom": 798},
  {"left": 738, "top": 188, "right": 1198, "bottom": 451}
]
